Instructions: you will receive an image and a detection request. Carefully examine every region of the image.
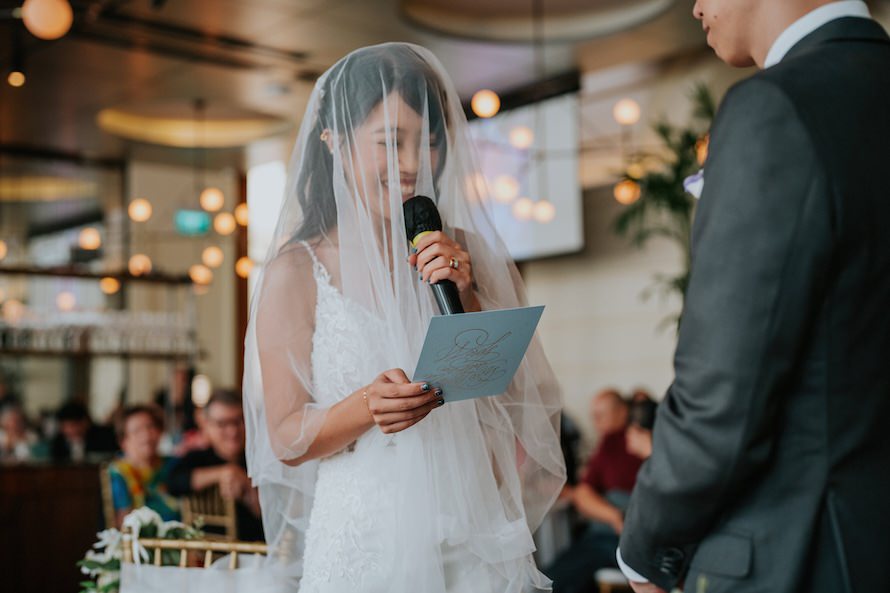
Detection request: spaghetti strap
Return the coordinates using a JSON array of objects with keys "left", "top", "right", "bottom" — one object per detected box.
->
[{"left": 298, "top": 240, "right": 331, "bottom": 282}]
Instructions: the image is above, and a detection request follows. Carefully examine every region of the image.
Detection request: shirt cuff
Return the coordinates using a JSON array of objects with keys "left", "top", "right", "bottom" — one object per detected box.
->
[{"left": 616, "top": 547, "right": 650, "bottom": 583}]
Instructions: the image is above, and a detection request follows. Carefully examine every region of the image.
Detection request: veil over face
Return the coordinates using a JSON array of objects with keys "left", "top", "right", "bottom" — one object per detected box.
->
[{"left": 243, "top": 42, "right": 565, "bottom": 591}]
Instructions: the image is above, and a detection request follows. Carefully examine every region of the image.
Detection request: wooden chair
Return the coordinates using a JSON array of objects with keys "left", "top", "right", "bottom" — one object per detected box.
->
[
  {"left": 121, "top": 526, "right": 268, "bottom": 569},
  {"left": 98, "top": 461, "right": 117, "bottom": 529},
  {"left": 180, "top": 486, "right": 237, "bottom": 540}
]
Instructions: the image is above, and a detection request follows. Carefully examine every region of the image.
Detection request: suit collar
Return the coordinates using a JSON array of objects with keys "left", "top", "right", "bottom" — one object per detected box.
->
[{"left": 783, "top": 17, "right": 890, "bottom": 63}]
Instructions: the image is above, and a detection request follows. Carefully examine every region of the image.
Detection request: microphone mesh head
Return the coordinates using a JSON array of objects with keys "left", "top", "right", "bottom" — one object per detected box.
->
[{"left": 403, "top": 195, "right": 442, "bottom": 243}]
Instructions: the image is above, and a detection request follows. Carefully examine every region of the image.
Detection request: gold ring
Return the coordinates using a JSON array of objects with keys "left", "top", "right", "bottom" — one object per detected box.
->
[{"left": 450, "top": 257, "right": 460, "bottom": 270}]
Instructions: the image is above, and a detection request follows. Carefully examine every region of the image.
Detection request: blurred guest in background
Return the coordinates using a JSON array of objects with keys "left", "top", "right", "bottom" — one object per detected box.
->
[
  {"left": 108, "top": 405, "right": 179, "bottom": 526},
  {"left": 545, "top": 389, "right": 646, "bottom": 593},
  {"left": 50, "top": 401, "right": 117, "bottom": 462},
  {"left": 154, "top": 365, "right": 197, "bottom": 453},
  {"left": 168, "top": 389, "right": 263, "bottom": 541},
  {"left": 0, "top": 404, "right": 39, "bottom": 462},
  {"left": 173, "top": 403, "right": 210, "bottom": 455},
  {"left": 625, "top": 397, "right": 657, "bottom": 461}
]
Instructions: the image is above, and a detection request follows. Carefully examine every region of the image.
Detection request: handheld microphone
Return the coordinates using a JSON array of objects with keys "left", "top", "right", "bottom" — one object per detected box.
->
[{"left": 403, "top": 195, "right": 465, "bottom": 315}]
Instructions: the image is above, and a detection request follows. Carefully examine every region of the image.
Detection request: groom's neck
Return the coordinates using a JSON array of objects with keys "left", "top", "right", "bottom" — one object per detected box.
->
[{"left": 749, "top": 0, "right": 843, "bottom": 67}]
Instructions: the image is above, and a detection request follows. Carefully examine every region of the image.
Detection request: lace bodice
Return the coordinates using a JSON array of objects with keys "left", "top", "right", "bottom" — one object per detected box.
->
[
  {"left": 301, "top": 241, "right": 385, "bottom": 408},
  {"left": 298, "top": 242, "right": 393, "bottom": 592}
]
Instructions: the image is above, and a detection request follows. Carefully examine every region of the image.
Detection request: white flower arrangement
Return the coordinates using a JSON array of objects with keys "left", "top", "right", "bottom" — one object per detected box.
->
[{"left": 78, "top": 507, "right": 202, "bottom": 593}]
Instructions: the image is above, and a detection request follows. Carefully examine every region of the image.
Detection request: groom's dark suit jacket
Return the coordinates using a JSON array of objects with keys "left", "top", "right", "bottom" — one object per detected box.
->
[{"left": 619, "top": 18, "right": 890, "bottom": 593}]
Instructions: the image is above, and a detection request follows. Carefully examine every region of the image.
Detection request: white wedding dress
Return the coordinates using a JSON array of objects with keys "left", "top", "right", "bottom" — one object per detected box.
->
[{"left": 298, "top": 242, "right": 483, "bottom": 593}]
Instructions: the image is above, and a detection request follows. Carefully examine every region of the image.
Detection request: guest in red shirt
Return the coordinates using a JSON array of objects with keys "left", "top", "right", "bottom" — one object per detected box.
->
[
  {"left": 571, "top": 389, "right": 641, "bottom": 534},
  {"left": 545, "top": 389, "right": 645, "bottom": 593}
]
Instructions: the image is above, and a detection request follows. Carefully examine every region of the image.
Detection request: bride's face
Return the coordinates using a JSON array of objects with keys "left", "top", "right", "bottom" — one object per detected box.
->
[{"left": 348, "top": 92, "right": 441, "bottom": 219}]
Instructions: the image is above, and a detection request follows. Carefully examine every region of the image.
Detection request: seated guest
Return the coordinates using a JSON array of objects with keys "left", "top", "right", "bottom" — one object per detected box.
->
[
  {"left": 168, "top": 389, "right": 263, "bottom": 541},
  {"left": 50, "top": 401, "right": 117, "bottom": 462},
  {"left": 625, "top": 396, "right": 657, "bottom": 460},
  {"left": 546, "top": 389, "right": 644, "bottom": 593},
  {"left": 108, "top": 405, "right": 180, "bottom": 526},
  {"left": 0, "top": 404, "right": 39, "bottom": 462}
]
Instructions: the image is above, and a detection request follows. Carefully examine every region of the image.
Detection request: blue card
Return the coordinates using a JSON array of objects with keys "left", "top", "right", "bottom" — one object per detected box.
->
[{"left": 412, "top": 306, "right": 545, "bottom": 402}]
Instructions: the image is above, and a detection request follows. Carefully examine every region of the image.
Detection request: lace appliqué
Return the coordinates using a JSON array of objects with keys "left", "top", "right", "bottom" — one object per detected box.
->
[{"left": 298, "top": 241, "right": 389, "bottom": 591}]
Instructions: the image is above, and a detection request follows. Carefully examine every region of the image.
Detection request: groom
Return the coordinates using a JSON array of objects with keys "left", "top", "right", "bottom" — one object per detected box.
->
[{"left": 616, "top": 1, "right": 890, "bottom": 592}]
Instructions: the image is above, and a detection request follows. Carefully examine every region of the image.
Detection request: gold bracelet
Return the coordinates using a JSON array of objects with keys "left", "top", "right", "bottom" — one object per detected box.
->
[{"left": 361, "top": 390, "right": 373, "bottom": 417}]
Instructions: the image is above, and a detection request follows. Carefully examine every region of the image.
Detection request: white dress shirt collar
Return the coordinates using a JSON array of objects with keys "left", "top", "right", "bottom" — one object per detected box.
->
[{"left": 764, "top": 0, "right": 872, "bottom": 68}]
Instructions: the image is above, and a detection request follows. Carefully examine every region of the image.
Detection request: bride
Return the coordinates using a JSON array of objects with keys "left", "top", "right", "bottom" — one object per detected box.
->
[{"left": 243, "top": 42, "right": 565, "bottom": 593}]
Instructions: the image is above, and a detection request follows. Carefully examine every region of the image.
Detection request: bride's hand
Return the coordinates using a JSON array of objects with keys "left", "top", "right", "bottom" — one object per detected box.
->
[
  {"left": 362, "top": 369, "right": 444, "bottom": 434},
  {"left": 409, "top": 231, "right": 474, "bottom": 296}
]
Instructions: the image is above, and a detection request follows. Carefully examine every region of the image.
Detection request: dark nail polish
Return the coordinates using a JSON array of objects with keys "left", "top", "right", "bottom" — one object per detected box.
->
[
  {"left": 421, "top": 383, "right": 430, "bottom": 392},
  {"left": 434, "top": 388, "right": 443, "bottom": 397},
  {"left": 437, "top": 398, "right": 445, "bottom": 406}
]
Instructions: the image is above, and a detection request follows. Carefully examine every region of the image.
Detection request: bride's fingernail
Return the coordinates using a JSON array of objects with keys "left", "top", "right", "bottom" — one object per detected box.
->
[
  {"left": 434, "top": 388, "right": 443, "bottom": 397},
  {"left": 437, "top": 398, "right": 445, "bottom": 406},
  {"left": 421, "top": 383, "right": 430, "bottom": 392}
]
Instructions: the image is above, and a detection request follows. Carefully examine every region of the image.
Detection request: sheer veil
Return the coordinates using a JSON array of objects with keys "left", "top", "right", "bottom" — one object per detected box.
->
[{"left": 242, "top": 42, "right": 566, "bottom": 591}]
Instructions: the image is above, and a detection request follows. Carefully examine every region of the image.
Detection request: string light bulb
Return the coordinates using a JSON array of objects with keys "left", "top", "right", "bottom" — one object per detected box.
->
[
  {"left": 200, "top": 187, "right": 225, "bottom": 212},
  {"left": 7, "top": 71, "right": 25, "bottom": 88},
  {"left": 235, "top": 256, "right": 254, "bottom": 279},
  {"left": 471, "top": 89, "right": 500, "bottom": 119},
  {"left": 99, "top": 277, "right": 121, "bottom": 295},
  {"left": 128, "top": 254, "right": 152, "bottom": 276},
  {"left": 696, "top": 135, "right": 710, "bottom": 165},
  {"left": 234, "top": 203, "right": 249, "bottom": 227},
  {"left": 613, "top": 98, "right": 641, "bottom": 126},
  {"left": 56, "top": 291, "right": 76, "bottom": 311},
  {"left": 22, "top": 0, "right": 74, "bottom": 40},
  {"left": 512, "top": 197, "right": 534, "bottom": 221},
  {"left": 189, "top": 264, "right": 213, "bottom": 285},
  {"left": 78, "top": 227, "right": 101, "bottom": 250},
  {"left": 128, "top": 198, "right": 153, "bottom": 222},
  {"left": 213, "top": 212, "right": 236, "bottom": 235},
  {"left": 492, "top": 175, "right": 520, "bottom": 204},
  {"left": 533, "top": 200, "right": 556, "bottom": 223},
  {"left": 509, "top": 126, "right": 534, "bottom": 149},
  {"left": 202, "top": 245, "right": 224, "bottom": 268},
  {"left": 614, "top": 180, "right": 641, "bottom": 205}
]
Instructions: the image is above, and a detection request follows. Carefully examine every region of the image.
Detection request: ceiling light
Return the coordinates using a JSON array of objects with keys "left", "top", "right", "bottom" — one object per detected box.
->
[
  {"left": 128, "top": 198, "right": 153, "bottom": 222},
  {"left": 200, "top": 187, "right": 224, "bottom": 212},
  {"left": 613, "top": 98, "right": 641, "bottom": 126},
  {"left": 128, "top": 254, "right": 152, "bottom": 276},
  {"left": 202, "top": 246, "right": 224, "bottom": 268},
  {"left": 213, "top": 212, "right": 236, "bottom": 235},
  {"left": 509, "top": 126, "right": 534, "bottom": 149},
  {"left": 471, "top": 90, "right": 500, "bottom": 119},
  {"left": 614, "top": 180, "right": 641, "bottom": 205},
  {"left": 235, "top": 256, "right": 254, "bottom": 279},
  {"left": 78, "top": 227, "right": 101, "bottom": 250},
  {"left": 22, "top": 0, "right": 73, "bottom": 41}
]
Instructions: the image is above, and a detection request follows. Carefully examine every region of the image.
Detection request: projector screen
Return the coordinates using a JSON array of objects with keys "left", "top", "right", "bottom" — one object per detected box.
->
[{"left": 469, "top": 92, "right": 583, "bottom": 261}]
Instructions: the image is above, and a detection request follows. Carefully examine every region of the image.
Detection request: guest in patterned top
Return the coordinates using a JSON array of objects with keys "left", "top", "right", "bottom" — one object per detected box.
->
[{"left": 108, "top": 405, "right": 179, "bottom": 526}]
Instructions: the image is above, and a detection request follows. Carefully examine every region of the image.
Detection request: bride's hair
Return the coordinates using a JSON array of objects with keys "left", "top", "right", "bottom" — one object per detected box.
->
[{"left": 293, "top": 44, "right": 450, "bottom": 242}]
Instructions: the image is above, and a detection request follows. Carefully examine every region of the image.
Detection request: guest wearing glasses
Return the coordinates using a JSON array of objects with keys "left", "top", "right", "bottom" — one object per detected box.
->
[{"left": 168, "top": 389, "right": 263, "bottom": 541}]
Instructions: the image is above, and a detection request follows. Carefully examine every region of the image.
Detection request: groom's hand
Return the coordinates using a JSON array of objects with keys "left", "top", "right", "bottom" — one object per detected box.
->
[{"left": 363, "top": 369, "right": 445, "bottom": 434}]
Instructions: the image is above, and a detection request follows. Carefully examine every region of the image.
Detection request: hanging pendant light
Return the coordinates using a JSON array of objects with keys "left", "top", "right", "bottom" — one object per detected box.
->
[
  {"left": 22, "top": 0, "right": 73, "bottom": 41},
  {"left": 471, "top": 90, "right": 500, "bottom": 119},
  {"left": 193, "top": 99, "right": 225, "bottom": 212}
]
